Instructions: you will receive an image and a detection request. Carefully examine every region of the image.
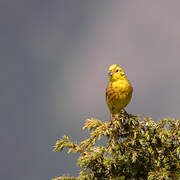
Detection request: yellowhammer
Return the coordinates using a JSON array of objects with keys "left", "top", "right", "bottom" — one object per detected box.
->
[{"left": 106, "top": 64, "right": 133, "bottom": 121}]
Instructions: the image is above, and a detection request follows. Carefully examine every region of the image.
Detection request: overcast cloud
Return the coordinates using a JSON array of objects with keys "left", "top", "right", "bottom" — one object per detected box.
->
[{"left": 1, "top": 0, "right": 180, "bottom": 179}]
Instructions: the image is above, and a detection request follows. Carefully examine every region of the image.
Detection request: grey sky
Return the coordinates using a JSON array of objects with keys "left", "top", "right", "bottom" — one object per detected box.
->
[{"left": 1, "top": 0, "right": 180, "bottom": 179}]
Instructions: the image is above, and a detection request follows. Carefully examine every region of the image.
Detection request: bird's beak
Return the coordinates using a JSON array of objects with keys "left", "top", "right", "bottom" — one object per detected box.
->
[{"left": 108, "top": 71, "right": 114, "bottom": 76}]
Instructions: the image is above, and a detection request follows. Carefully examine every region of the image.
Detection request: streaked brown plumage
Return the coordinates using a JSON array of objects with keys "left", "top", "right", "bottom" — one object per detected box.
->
[{"left": 106, "top": 64, "right": 133, "bottom": 120}]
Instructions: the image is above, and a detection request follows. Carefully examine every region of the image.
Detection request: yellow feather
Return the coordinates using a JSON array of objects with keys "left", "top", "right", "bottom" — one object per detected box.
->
[{"left": 106, "top": 64, "right": 133, "bottom": 118}]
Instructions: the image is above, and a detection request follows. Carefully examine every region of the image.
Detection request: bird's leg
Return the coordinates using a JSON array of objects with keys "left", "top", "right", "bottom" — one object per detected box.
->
[
  {"left": 110, "top": 113, "right": 114, "bottom": 123},
  {"left": 110, "top": 114, "right": 116, "bottom": 129}
]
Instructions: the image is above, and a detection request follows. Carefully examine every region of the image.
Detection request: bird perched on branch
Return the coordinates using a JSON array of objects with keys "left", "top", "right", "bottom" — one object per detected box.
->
[{"left": 106, "top": 64, "right": 133, "bottom": 121}]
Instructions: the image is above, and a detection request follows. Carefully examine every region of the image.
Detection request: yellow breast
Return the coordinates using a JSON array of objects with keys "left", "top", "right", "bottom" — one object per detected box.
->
[{"left": 106, "top": 79, "right": 133, "bottom": 114}]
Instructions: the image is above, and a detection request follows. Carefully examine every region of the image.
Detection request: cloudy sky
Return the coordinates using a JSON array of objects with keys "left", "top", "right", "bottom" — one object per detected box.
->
[{"left": 1, "top": 0, "right": 180, "bottom": 179}]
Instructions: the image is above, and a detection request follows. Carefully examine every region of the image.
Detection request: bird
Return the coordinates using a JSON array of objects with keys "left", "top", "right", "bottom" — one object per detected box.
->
[{"left": 106, "top": 64, "right": 133, "bottom": 121}]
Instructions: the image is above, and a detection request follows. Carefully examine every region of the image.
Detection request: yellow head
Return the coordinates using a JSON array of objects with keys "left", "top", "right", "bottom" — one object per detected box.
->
[{"left": 108, "top": 64, "right": 127, "bottom": 81}]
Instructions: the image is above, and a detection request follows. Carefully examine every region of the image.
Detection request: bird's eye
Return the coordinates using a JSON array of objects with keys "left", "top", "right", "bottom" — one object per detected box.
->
[{"left": 115, "top": 69, "right": 119, "bottom": 72}]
